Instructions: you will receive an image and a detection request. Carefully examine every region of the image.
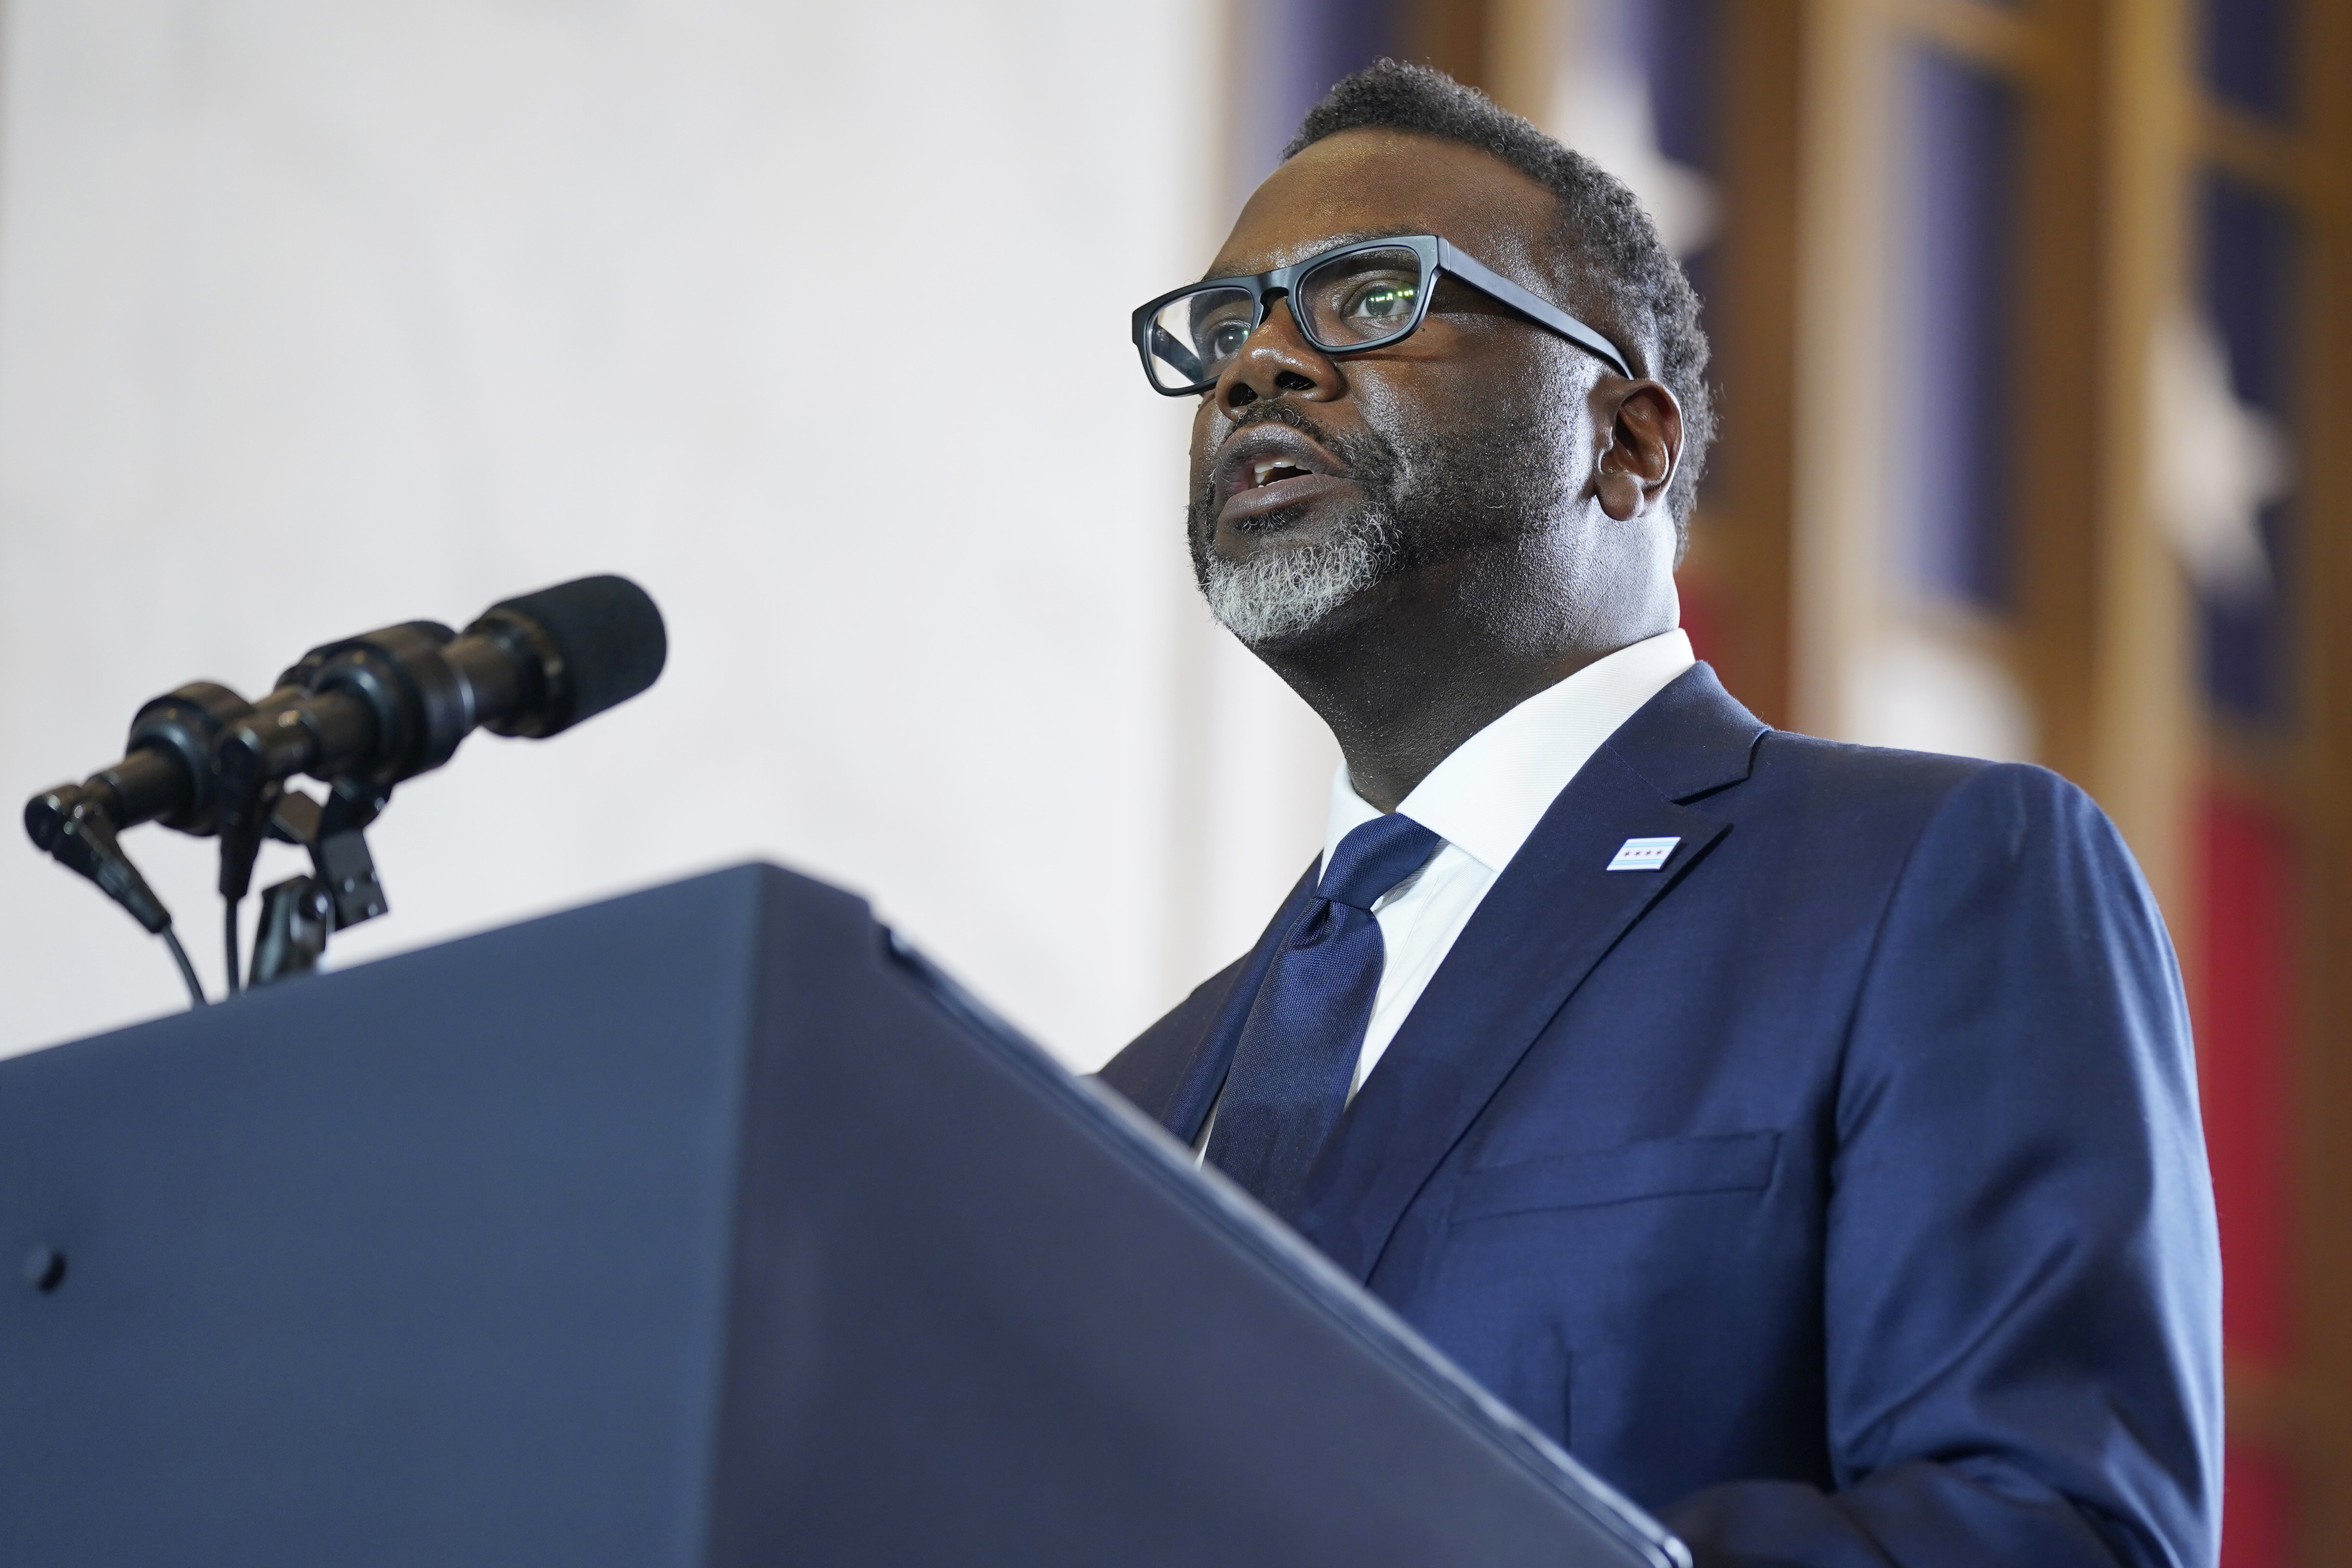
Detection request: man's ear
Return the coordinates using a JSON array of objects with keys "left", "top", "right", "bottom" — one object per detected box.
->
[{"left": 1594, "top": 382, "right": 1683, "bottom": 523}]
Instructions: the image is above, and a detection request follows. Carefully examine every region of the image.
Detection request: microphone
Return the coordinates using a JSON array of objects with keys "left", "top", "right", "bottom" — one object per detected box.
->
[
  {"left": 205, "top": 575, "right": 666, "bottom": 901},
  {"left": 21, "top": 681, "right": 259, "bottom": 997},
  {"left": 24, "top": 680, "right": 256, "bottom": 849},
  {"left": 27, "top": 576, "right": 664, "bottom": 847},
  {"left": 215, "top": 574, "right": 667, "bottom": 805},
  {"left": 24, "top": 576, "right": 666, "bottom": 996}
]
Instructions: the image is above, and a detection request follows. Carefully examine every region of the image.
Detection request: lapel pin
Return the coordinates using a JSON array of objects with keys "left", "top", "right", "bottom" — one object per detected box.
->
[{"left": 1606, "top": 836, "right": 1681, "bottom": 872}]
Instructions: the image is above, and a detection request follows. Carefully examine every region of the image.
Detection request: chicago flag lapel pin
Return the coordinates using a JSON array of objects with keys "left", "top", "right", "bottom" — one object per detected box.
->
[{"left": 1606, "top": 836, "right": 1681, "bottom": 872}]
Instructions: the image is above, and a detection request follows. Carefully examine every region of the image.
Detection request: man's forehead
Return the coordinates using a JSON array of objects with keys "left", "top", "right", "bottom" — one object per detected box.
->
[
  {"left": 1197, "top": 227, "right": 1410, "bottom": 282},
  {"left": 1210, "top": 130, "right": 1557, "bottom": 276}
]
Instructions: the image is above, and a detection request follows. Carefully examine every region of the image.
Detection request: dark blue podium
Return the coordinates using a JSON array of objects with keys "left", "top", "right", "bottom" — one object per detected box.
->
[{"left": 0, "top": 864, "right": 1683, "bottom": 1567}]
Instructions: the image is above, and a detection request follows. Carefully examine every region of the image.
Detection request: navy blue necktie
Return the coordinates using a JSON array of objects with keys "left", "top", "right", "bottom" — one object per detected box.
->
[{"left": 1208, "top": 812, "right": 1442, "bottom": 1220}]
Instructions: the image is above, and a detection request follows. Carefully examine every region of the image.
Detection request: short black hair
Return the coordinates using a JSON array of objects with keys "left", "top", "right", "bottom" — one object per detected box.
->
[{"left": 1285, "top": 60, "right": 1715, "bottom": 544}]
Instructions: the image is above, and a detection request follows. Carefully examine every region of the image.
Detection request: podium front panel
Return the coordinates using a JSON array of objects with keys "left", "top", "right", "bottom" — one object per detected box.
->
[{"left": 0, "top": 864, "right": 1680, "bottom": 1568}]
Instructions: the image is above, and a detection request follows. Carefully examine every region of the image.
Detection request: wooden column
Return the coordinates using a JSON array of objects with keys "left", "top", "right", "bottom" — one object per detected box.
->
[
  {"left": 2008, "top": 0, "right": 2103, "bottom": 796},
  {"left": 1403, "top": 0, "right": 1498, "bottom": 89},
  {"left": 1687, "top": 0, "right": 1804, "bottom": 728},
  {"left": 2084, "top": 0, "right": 2196, "bottom": 922},
  {"left": 2290, "top": 0, "right": 2352, "bottom": 1549}
]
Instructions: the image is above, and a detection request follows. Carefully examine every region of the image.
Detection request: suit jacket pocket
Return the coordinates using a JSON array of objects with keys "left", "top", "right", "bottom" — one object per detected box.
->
[{"left": 1450, "top": 1131, "right": 1781, "bottom": 1223}]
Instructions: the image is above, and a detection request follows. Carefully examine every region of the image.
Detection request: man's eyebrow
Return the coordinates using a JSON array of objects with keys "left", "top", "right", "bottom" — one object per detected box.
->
[{"left": 1197, "top": 229, "right": 1421, "bottom": 283}]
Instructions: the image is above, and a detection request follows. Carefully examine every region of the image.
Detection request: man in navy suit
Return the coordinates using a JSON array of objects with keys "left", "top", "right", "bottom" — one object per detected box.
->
[{"left": 1107, "top": 63, "right": 2219, "bottom": 1567}]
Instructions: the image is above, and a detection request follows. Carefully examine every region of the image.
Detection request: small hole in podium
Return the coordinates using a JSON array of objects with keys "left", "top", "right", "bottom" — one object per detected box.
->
[{"left": 23, "top": 1245, "right": 66, "bottom": 1293}]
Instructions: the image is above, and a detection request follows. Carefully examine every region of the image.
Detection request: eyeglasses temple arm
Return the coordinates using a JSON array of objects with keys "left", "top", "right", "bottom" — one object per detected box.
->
[{"left": 1435, "top": 239, "right": 1636, "bottom": 381}]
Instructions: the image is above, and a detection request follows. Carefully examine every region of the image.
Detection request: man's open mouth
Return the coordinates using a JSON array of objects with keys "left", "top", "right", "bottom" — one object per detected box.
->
[
  {"left": 1248, "top": 459, "right": 1317, "bottom": 489},
  {"left": 1213, "top": 425, "right": 1354, "bottom": 526}
]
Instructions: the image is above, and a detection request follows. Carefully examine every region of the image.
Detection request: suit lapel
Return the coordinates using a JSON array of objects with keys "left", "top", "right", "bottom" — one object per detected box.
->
[{"left": 1292, "top": 666, "right": 1767, "bottom": 1281}]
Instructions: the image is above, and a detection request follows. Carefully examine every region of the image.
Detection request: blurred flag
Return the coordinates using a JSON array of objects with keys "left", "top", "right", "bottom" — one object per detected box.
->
[{"left": 2148, "top": 304, "right": 2291, "bottom": 605}]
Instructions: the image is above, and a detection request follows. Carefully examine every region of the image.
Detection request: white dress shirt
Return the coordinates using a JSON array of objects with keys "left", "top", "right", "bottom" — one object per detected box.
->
[{"left": 1199, "top": 628, "right": 1695, "bottom": 1158}]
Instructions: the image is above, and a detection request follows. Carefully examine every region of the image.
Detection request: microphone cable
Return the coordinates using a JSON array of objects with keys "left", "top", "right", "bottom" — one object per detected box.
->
[
  {"left": 166, "top": 927, "right": 207, "bottom": 1008},
  {"left": 224, "top": 900, "right": 242, "bottom": 998}
]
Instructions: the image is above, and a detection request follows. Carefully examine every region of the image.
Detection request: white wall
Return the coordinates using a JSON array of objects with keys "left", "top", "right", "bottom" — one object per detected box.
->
[{"left": 0, "top": 0, "right": 1332, "bottom": 1066}]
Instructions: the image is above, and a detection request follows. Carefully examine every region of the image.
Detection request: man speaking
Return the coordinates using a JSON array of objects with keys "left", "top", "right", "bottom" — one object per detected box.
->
[{"left": 1102, "top": 63, "right": 2219, "bottom": 1567}]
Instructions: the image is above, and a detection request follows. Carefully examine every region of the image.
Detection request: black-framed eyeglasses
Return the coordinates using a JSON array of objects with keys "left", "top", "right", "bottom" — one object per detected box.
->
[{"left": 1130, "top": 233, "right": 1634, "bottom": 396}]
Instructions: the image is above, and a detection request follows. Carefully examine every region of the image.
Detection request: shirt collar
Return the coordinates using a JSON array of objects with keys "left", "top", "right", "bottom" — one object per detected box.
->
[{"left": 1322, "top": 628, "right": 1696, "bottom": 877}]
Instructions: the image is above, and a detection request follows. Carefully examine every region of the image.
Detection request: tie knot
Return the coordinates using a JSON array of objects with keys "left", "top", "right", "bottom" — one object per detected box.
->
[{"left": 1318, "top": 813, "right": 1441, "bottom": 912}]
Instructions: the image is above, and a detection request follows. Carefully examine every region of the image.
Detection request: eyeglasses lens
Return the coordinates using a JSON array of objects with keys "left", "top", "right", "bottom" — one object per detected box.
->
[
  {"left": 1147, "top": 286, "right": 1256, "bottom": 392},
  {"left": 1297, "top": 246, "right": 1425, "bottom": 348}
]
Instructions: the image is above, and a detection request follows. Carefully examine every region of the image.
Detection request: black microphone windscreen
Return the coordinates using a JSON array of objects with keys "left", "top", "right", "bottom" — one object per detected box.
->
[{"left": 491, "top": 575, "right": 667, "bottom": 733}]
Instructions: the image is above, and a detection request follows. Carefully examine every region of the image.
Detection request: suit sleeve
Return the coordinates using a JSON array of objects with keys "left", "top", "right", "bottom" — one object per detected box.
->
[{"left": 1661, "top": 764, "right": 2222, "bottom": 1568}]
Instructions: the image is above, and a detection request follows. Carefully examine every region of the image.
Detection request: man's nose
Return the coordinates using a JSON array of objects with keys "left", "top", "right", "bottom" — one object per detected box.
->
[{"left": 1217, "top": 296, "right": 1340, "bottom": 416}]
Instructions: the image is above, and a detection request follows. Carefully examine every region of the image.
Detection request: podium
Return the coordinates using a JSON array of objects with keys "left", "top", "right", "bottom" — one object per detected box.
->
[{"left": 0, "top": 864, "right": 1684, "bottom": 1567}]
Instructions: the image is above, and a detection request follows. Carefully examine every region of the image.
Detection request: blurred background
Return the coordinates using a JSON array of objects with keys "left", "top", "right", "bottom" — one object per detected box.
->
[{"left": 0, "top": 0, "right": 2341, "bottom": 1559}]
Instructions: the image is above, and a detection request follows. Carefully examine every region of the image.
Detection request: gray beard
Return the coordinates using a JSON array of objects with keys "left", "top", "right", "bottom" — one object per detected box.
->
[
  {"left": 1197, "top": 509, "right": 1403, "bottom": 644},
  {"left": 1189, "top": 395, "right": 1562, "bottom": 646}
]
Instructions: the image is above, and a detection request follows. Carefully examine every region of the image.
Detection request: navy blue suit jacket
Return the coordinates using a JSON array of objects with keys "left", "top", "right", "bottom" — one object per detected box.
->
[{"left": 1101, "top": 666, "right": 2220, "bottom": 1568}]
